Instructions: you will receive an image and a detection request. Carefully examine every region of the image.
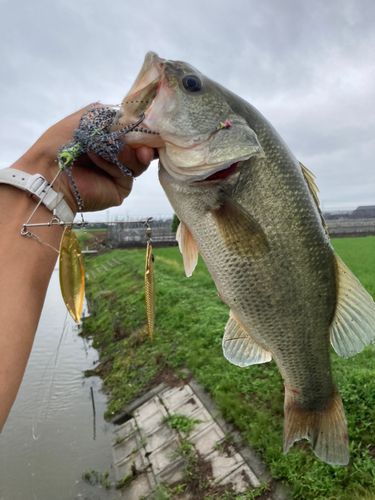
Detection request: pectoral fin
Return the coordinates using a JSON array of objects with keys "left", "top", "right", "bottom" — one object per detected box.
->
[
  {"left": 176, "top": 221, "right": 199, "bottom": 277},
  {"left": 223, "top": 310, "right": 272, "bottom": 366},
  {"left": 330, "top": 253, "right": 375, "bottom": 358},
  {"left": 211, "top": 193, "right": 269, "bottom": 260}
]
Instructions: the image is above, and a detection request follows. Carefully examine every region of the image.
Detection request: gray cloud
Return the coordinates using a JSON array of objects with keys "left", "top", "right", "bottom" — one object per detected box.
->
[{"left": 1, "top": 0, "right": 374, "bottom": 217}]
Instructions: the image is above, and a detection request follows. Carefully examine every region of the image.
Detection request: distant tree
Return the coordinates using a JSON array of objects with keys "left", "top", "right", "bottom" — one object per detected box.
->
[{"left": 171, "top": 214, "right": 180, "bottom": 232}]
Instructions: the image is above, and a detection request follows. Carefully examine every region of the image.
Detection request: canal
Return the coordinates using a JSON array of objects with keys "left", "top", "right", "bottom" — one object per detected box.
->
[{"left": 0, "top": 269, "right": 119, "bottom": 499}]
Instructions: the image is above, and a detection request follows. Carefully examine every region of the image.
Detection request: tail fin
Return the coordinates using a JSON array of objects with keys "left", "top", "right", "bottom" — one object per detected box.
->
[{"left": 283, "top": 386, "right": 349, "bottom": 465}]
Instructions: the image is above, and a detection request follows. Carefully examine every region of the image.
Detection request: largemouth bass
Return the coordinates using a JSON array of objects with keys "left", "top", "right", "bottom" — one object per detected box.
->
[{"left": 112, "top": 52, "right": 375, "bottom": 465}]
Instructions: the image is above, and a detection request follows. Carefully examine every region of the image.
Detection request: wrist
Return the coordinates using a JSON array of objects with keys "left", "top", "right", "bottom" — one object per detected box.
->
[{"left": 10, "top": 154, "right": 78, "bottom": 217}]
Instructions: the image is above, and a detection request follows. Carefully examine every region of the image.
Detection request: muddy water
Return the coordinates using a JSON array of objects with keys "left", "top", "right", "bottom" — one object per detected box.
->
[{"left": 0, "top": 270, "right": 120, "bottom": 500}]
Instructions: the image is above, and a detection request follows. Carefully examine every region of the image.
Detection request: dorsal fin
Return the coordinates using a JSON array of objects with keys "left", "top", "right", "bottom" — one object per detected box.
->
[
  {"left": 223, "top": 310, "right": 272, "bottom": 366},
  {"left": 330, "top": 253, "right": 375, "bottom": 358},
  {"left": 300, "top": 162, "right": 329, "bottom": 237},
  {"left": 176, "top": 221, "right": 199, "bottom": 277}
]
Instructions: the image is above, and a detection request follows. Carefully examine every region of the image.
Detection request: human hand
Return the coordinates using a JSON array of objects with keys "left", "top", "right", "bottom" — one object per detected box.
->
[{"left": 10, "top": 105, "right": 155, "bottom": 214}]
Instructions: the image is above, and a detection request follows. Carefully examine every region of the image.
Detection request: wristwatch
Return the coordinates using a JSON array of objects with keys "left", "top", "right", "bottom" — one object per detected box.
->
[{"left": 0, "top": 168, "right": 75, "bottom": 223}]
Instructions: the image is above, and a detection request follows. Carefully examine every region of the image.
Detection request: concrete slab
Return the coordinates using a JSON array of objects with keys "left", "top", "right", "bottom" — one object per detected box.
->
[
  {"left": 148, "top": 436, "right": 181, "bottom": 475},
  {"left": 159, "top": 385, "right": 194, "bottom": 411},
  {"left": 170, "top": 394, "right": 204, "bottom": 418},
  {"left": 119, "top": 470, "right": 155, "bottom": 498},
  {"left": 154, "top": 456, "right": 185, "bottom": 485},
  {"left": 95, "top": 267, "right": 102, "bottom": 273},
  {"left": 134, "top": 396, "right": 168, "bottom": 435},
  {"left": 112, "top": 382, "right": 167, "bottom": 426},
  {"left": 191, "top": 422, "right": 225, "bottom": 457},
  {"left": 205, "top": 449, "right": 244, "bottom": 483},
  {"left": 91, "top": 271, "right": 96, "bottom": 279},
  {"left": 111, "top": 376, "right": 289, "bottom": 499},
  {"left": 219, "top": 463, "right": 260, "bottom": 490},
  {"left": 188, "top": 407, "right": 215, "bottom": 437},
  {"left": 115, "top": 450, "right": 146, "bottom": 482},
  {"left": 113, "top": 418, "right": 137, "bottom": 442},
  {"left": 189, "top": 378, "right": 235, "bottom": 435},
  {"left": 135, "top": 396, "right": 163, "bottom": 420},
  {"left": 144, "top": 423, "right": 175, "bottom": 453},
  {"left": 113, "top": 431, "right": 141, "bottom": 463},
  {"left": 102, "top": 264, "right": 109, "bottom": 271}
]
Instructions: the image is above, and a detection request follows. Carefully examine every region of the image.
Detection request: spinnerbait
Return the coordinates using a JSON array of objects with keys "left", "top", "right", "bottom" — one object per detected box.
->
[{"left": 57, "top": 105, "right": 155, "bottom": 211}]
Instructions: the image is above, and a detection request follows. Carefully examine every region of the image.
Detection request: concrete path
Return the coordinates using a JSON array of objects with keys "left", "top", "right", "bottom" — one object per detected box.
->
[{"left": 111, "top": 377, "right": 289, "bottom": 499}]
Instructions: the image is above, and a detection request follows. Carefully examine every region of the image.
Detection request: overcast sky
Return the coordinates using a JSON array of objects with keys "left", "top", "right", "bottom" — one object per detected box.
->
[{"left": 1, "top": 0, "right": 374, "bottom": 221}]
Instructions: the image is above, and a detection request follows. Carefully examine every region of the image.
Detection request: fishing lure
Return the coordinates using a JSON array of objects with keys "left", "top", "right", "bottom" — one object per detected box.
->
[
  {"left": 58, "top": 105, "right": 145, "bottom": 211},
  {"left": 219, "top": 120, "right": 232, "bottom": 129},
  {"left": 21, "top": 105, "right": 158, "bottom": 329},
  {"left": 144, "top": 220, "right": 155, "bottom": 339},
  {"left": 56, "top": 105, "right": 148, "bottom": 321},
  {"left": 59, "top": 226, "right": 85, "bottom": 323}
]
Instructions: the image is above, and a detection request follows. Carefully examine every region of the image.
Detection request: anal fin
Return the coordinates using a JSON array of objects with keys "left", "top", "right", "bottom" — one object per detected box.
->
[
  {"left": 222, "top": 310, "right": 272, "bottom": 366},
  {"left": 284, "top": 386, "right": 349, "bottom": 465},
  {"left": 176, "top": 221, "right": 199, "bottom": 277},
  {"left": 330, "top": 253, "right": 375, "bottom": 358}
]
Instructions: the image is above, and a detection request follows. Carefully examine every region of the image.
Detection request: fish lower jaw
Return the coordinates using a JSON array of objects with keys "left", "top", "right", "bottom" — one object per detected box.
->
[
  {"left": 160, "top": 160, "right": 243, "bottom": 185},
  {"left": 193, "top": 161, "right": 241, "bottom": 183}
]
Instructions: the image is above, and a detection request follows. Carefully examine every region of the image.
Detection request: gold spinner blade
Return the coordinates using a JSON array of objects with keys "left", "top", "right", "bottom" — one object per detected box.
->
[
  {"left": 145, "top": 240, "right": 155, "bottom": 339},
  {"left": 59, "top": 226, "right": 85, "bottom": 323}
]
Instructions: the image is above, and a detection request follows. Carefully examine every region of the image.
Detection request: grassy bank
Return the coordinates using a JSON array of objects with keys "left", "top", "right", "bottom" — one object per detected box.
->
[{"left": 81, "top": 237, "right": 375, "bottom": 500}]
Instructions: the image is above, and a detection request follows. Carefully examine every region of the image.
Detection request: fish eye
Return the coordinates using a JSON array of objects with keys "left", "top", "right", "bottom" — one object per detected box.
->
[{"left": 182, "top": 74, "right": 202, "bottom": 92}]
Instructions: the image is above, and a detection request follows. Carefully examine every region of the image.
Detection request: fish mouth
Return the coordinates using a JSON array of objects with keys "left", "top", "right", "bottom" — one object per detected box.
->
[
  {"left": 110, "top": 52, "right": 165, "bottom": 147},
  {"left": 194, "top": 161, "right": 240, "bottom": 182},
  {"left": 111, "top": 52, "right": 225, "bottom": 153}
]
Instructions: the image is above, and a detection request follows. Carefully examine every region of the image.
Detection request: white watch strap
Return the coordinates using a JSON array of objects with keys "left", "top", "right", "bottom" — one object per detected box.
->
[{"left": 0, "top": 168, "right": 75, "bottom": 223}]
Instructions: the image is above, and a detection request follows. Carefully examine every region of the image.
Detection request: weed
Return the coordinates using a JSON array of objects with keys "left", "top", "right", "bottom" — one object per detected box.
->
[
  {"left": 82, "top": 469, "right": 112, "bottom": 489},
  {"left": 162, "top": 413, "right": 200, "bottom": 435},
  {"left": 115, "top": 435, "right": 126, "bottom": 445},
  {"left": 243, "top": 483, "right": 271, "bottom": 499},
  {"left": 214, "top": 441, "right": 224, "bottom": 452},
  {"left": 82, "top": 238, "right": 375, "bottom": 499},
  {"left": 116, "top": 472, "right": 133, "bottom": 489},
  {"left": 149, "top": 481, "right": 187, "bottom": 500}
]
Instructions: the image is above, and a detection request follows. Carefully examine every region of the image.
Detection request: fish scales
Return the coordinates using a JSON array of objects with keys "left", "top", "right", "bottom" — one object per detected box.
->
[
  {"left": 114, "top": 52, "right": 375, "bottom": 465},
  {"left": 160, "top": 148, "right": 336, "bottom": 412}
]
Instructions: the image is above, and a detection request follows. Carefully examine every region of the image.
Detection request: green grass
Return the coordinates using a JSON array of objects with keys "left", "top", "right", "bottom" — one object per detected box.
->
[
  {"left": 162, "top": 414, "right": 201, "bottom": 435},
  {"left": 82, "top": 236, "right": 375, "bottom": 500},
  {"left": 75, "top": 229, "right": 95, "bottom": 247}
]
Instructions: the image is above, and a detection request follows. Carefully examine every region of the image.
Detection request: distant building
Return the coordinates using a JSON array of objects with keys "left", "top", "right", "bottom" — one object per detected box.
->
[
  {"left": 109, "top": 218, "right": 177, "bottom": 247},
  {"left": 351, "top": 206, "right": 375, "bottom": 219},
  {"left": 323, "top": 205, "right": 375, "bottom": 237}
]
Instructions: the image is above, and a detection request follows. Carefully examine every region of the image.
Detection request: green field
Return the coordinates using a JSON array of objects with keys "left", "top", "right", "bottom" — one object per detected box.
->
[{"left": 82, "top": 236, "right": 375, "bottom": 500}]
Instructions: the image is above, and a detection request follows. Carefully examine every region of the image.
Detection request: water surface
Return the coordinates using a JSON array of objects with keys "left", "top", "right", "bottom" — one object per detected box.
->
[{"left": 0, "top": 270, "right": 119, "bottom": 500}]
